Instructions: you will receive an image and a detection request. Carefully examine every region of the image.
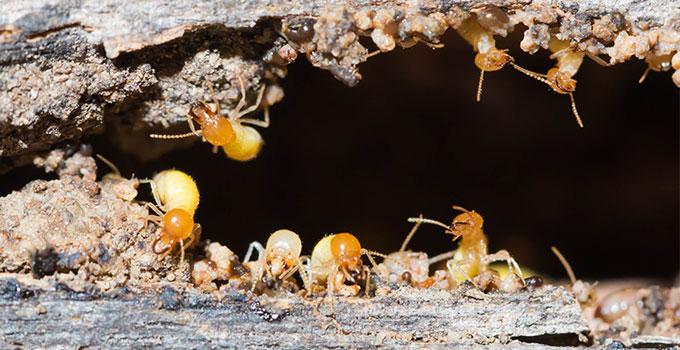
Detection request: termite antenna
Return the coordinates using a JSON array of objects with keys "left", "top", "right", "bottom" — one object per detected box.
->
[
  {"left": 95, "top": 154, "right": 121, "bottom": 177},
  {"left": 407, "top": 217, "right": 450, "bottom": 230},
  {"left": 510, "top": 63, "right": 550, "bottom": 84},
  {"left": 569, "top": 93, "right": 584, "bottom": 128},
  {"left": 586, "top": 53, "right": 611, "bottom": 67},
  {"left": 150, "top": 131, "right": 201, "bottom": 139},
  {"left": 638, "top": 67, "right": 652, "bottom": 84},
  {"left": 366, "top": 50, "right": 381, "bottom": 59},
  {"left": 476, "top": 69, "right": 485, "bottom": 102},
  {"left": 451, "top": 205, "right": 470, "bottom": 213},
  {"left": 551, "top": 246, "right": 577, "bottom": 285},
  {"left": 400, "top": 214, "right": 422, "bottom": 252}
]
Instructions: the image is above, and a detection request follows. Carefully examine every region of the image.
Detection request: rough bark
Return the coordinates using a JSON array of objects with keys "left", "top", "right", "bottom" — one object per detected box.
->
[
  {"left": 0, "top": 275, "right": 590, "bottom": 349},
  {"left": 1, "top": 0, "right": 679, "bottom": 170}
]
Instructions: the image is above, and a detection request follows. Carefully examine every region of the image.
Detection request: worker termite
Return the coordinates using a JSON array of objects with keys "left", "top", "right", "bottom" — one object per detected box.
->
[
  {"left": 596, "top": 288, "right": 643, "bottom": 323},
  {"left": 243, "top": 229, "right": 307, "bottom": 293},
  {"left": 140, "top": 169, "right": 201, "bottom": 264},
  {"left": 150, "top": 78, "right": 268, "bottom": 162},
  {"left": 407, "top": 206, "right": 525, "bottom": 291},
  {"left": 512, "top": 36, "right": 585, "bottom": 128},
  {"left": 95, "top": 154, "right": 139, "bottom": 201},
  {"left": 375, "top": 215, "right": 454, "bottom": 289},
  {"left": 455, "top": 6, "right": 530, "bottom": 102},
  {"left": 307, "top": 233, "right": 384, "bottom": 297}
]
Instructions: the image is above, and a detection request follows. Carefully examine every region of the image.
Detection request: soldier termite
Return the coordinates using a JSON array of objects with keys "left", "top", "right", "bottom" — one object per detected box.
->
[{"left": 407, "top": 206, "right": 525, "bottom": 291}]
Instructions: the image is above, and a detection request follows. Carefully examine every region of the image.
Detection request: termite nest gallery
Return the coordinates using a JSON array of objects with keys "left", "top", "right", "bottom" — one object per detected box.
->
[{"left": 0, "top": 1, "right": 678, "bottom": 348}]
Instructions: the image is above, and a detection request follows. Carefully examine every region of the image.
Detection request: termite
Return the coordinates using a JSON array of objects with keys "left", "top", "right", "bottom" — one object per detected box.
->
[
  {"left": 95, "top": 154, "right": 139, "bottom": 201},
  {"left": 150, "top": 78, "right": 268, "bottom": 162},
  {"left": 512, "top": 36, "right": 586, "bottom": 128},
  {"left": 376, "top": 215, "right": 455, "bottom": 288},
  {"left": 307, "top": 233, "right": 384, "bottom": 297},
  {"left": 638, "top": 54, "right": 673, "bottom": 84},
  {"left": 596, "top": 288, "right": 643, "bottom": 323},
  {"left": 407, "top": 206, "right": 524, "bottom": 290},
  {"left": 243, "top": 229, "right": 308, "bottom": 293},
  {"left": 456, "top": 6, "right": 531, "bottom": 102},
  {"left": 140, "top": 169, "right": 201, "bottom": 264}
]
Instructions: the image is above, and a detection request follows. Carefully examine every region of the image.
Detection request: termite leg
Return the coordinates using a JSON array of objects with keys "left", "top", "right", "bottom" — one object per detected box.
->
[
  {"left": 363, "top": 265, "right": 371, "bottom": 298},
  {"left": 428, "top": 249, "right": 458, "bottom": 265},
  {"left": 179, "top": 238, "right": 185, "bottom": 265},
  {"left": 204, "top": 79, "right": 221, "bottom": 115},
  {"left": 139, "top": 179, "right": 164, "bottom": 210},
  {"left": 485, "top": 249, "right": 524, "bottom": 278},
  {"left": 232, "top": 77, "right": 248, "bottom": 116},
  {"left": 235, "top": 85, "right": 266, "bottom": 120},
  {"left": 152, "top": 235, "right": 173, "bottom": 255},
  {"left": 186, "top": 115, "right": 201, "bottom": 138},
  {"left": 280, "top": 260, "right": 301, "bottom": 281},
  {"left": 446, "top": 259, "right": 480, "bottom": 289},
  {"left": 243, "top": 241, "right": 265, "bottom": 263},
  {"left": 361, "top": 249, "right": 385, "bottom": 269}
]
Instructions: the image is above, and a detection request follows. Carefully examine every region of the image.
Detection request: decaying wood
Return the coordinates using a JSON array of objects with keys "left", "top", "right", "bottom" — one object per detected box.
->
[
  {"left": 1, "top": 0, "right": 679, "bottom": 169},
  {"left": 0, "top": 275, "right": 589, "bottom": 349}
]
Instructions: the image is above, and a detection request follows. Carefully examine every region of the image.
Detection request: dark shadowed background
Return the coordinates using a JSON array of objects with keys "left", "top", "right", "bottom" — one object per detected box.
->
[{"left": 4, "top": 30, "right": 678, "bottom": 280}]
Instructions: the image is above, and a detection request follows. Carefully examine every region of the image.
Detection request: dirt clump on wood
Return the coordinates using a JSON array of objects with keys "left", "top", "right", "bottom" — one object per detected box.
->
[{"left": 0, "top": 147, "right": 189, "bottom": 291}]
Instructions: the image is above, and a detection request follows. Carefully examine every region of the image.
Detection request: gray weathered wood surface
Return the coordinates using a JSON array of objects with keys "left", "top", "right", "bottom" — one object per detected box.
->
[{"left": 0, "top": 276, "right": 590, "bottom": 349}]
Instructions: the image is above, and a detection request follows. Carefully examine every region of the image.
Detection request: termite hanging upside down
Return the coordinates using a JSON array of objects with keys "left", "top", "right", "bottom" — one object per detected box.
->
[
  {"left": 150, "top": 78, "right": 269, "bottom": 161},
  {"left": 512, "top": 36, "right": 586, "bottom": 128},
  {"left": 307, "top": 233, "right": 384, "bottom": 297},
  {"left": 141, "top": 169, "right": 201, "bottom": 263},
  {"left": 456, "top": 6, "right": 531, "bottom": 102},
  {"left": 243, "top": 229, "right": 307, "bottom": 293},
  {"left": 408, "top": 206, "right": 525, "bottom": 291}
]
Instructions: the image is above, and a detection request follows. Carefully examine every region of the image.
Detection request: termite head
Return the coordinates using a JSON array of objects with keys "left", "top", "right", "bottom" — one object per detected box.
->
[
  {"left": 330, "top": 233, "right": 363, "bottom": 271},
  {"left": 265, "top": 229, "right": 302, "bottom": 276},
  {"left": 474, "top": 48, "right": 512, "bottom": 72},
  {"left": 449, "top": 205, "right": 484, "bottom": 238},
  {"left": 646, "top": 54, "right": 673, "bottom": 72},
  {"left": 189, "top": 102, "right": 235, "bottom": 146},
  {"left": 546, "top": 68, "right": 577, "bottom": 94},
  {"left": 153, "top": 208, "right": 196, "bottom": 254}
]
